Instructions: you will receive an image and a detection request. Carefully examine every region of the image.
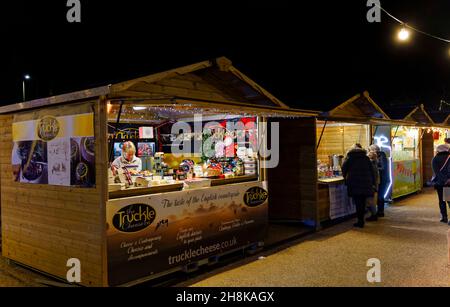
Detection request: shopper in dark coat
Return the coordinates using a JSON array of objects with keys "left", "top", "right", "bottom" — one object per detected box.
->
[
  {"left": 342, "top": 145, "right": 376, "bottom": 228},
  {"left": 431, "top": 144, "right": 450, "bottom": 224},
  {"left": 369, "top": 144, "right": 389, "bottom": 217}
]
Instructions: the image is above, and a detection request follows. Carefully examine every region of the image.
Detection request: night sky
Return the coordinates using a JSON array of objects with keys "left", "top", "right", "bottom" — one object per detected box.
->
[{"left": 0, "top": 0, "right": 449, "bottom": 119}]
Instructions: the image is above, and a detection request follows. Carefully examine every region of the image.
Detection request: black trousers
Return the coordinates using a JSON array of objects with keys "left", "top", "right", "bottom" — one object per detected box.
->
[
  {"left": 353, "top": 195, "right": 367, "bottom": 224},
  {"left": 435, "top": 186, "right": 450, "bottom": 219}
]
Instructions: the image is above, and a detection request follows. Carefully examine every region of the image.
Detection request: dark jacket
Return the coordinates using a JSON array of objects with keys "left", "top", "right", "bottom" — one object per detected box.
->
[
  {"left": 370, "top": 159, "right": 380, "bottom": 190},
  {"left": 342, "top": 148, "right": 375, "bottom": 197},
  {"left": 432, "top": 151, "right": 450, "bottom": 187},
  {"left": 377, "top": 151, "right": 389, "bottom": 183}
]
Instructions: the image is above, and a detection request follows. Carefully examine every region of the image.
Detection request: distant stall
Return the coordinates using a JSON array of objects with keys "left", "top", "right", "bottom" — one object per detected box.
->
[
  {"left": 431, "top": 113, "right": 450, "bottom": 151},
  {"left": 269, "top": 92, "right": 393, "bottom": 226},
  {"left": 384, "top": 104, "right": 434, "bottom": 198},
  {"left": 315, "top": 92, "right": 392, "bottom": 222}
]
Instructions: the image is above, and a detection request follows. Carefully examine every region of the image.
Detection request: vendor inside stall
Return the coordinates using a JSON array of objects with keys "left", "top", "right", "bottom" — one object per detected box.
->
[
  {"left": 107, "top": 104, "right": 260, "bottom": 197},
  {"left": 112, "top": 141, "right": 143, "bottom": 173}
]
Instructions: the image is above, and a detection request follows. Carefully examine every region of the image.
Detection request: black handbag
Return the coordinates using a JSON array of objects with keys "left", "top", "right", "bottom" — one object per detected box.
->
[{"left": 432, "top": 155, "right": 450, "bottom": 186}]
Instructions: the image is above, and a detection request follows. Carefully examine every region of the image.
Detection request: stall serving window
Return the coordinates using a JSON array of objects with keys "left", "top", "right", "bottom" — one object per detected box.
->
[
  {"left": 391, "top": 126, "right": 420, "bottom": 161},
  {"left": 316, "top": 121, "right": 370, "bottom": 179},
  {"left": 316, "top": 120, "right": 370, "bottom": 222},
  {"left": 107, "top": 104, "right": 260, "bottom": 198},
  {"left": 391, "top": 126, "right": 421, "bottom": 198}
]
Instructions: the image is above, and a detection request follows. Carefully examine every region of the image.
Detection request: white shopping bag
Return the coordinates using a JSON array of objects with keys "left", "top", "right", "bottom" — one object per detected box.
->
[{"left": 444, "top": 187, "right": 450, "bottom": 202}]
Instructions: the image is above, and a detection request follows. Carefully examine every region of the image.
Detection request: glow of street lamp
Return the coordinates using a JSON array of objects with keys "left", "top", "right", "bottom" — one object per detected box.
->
[
  {"left": 24, "top": 74, "right": 31, "bottom": 80},
  {"left": 398, "top": 27, "right": 410, "bottom": 42}
]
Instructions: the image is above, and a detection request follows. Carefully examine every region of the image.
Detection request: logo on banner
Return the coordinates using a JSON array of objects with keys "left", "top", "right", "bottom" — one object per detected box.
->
[
  {"left": 243, "top": 187, "right": 268, "bottom": 207},
  {"left": 113, "top": 204, "right": 156, "bottom": 233},
  {"left": 37, "top": 116, "right": 60, "bottom": 141}
]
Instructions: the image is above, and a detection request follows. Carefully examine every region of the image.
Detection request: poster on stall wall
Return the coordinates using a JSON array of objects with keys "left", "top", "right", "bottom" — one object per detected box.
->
[
  {"left": 106, "top": 181, "right": 268, "bottom": 286},
  {"left": 11, "top": 107, "right": 95, "bottom": 187},
  {"left": 393, "top": 159, "right": 421, "bottom": 198},
  {"left": 329, "top": 183, "right": 354, "bottom": 220}
]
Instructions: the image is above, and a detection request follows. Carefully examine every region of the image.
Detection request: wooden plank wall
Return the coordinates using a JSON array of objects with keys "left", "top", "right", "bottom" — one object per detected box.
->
[
  {"left": 421, "top": 130, "right": 434, "bottom": 185},
  {"left": 0, "top": 101, "right": 106, "bottom": 286},
  {"left": 267, "top": 118, "right": 318, "bottom": 224},
  {"left": 317, "top": 184, "right": 331, "bottom": 222},
  {"left": 316, "top": 124, "right": 370, "bottom": 163}
]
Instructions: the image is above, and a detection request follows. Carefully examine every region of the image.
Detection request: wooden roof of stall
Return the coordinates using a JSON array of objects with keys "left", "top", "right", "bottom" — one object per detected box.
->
[
  {"left": 428, "top": 110, "right": 450, "bottom": 128},
  {"left": 403, "top": 104, "right": 435, "bottom": 127},
  {"left": 317, "top": 91, "right": 405, "bottom": 125},
  {"left": 441, "top": 114, "right": 450, "bottom": 127},
  {"left": 386, "top": 103, "right": 436, "bottom": 127},
  {"left": 0, "top": 57, "right": 319, "bottom": 118},
  {"left": 323, "top": 91, "right": 389, "bottom": 119}
]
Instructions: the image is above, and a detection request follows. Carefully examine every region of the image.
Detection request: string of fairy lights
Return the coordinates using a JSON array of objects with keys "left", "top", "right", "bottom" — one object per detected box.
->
[
  {"left": 439, "top": 99, "right": 450, "bottom": 111},
  {"left": 375, "top": 3, "right": 450, "bottom": 50},
  {"left": 373, "top": 3, "right": 450, "bottom": 113},
  {"left": 107, "top": 102, "right": 309, "bottom": 119}
]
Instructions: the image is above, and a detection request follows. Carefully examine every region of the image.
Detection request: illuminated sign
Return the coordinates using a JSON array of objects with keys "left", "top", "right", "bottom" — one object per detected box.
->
[{"left": 374, "top": 135, "right": 393, "bottom": 200}]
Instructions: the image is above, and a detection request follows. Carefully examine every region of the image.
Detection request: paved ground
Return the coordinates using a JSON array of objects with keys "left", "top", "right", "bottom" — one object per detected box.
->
[
  {"left": 0, "top": 188, "right": 449, "bottom": 287},
  {"left": 180, "top": 188, "right": 450, "bottom": 287}
]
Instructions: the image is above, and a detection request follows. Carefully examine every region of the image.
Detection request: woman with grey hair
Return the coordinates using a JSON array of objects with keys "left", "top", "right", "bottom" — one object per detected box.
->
[{"left": 369, "top": 144, "right": 389, "bottom": 217}]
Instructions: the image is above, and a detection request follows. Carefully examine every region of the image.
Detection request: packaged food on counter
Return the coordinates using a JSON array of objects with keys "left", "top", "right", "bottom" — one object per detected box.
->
[
  {"left": 223, "top": 172, "right": 235, "bottom": 179},
  {"left": 203, "top": 164, "right": 222, "bottom": 178},
  {"left": 244, "top": 157, "right": 257, "bottom": 175},
  {"left": 108, "top": 183, "right": 124, "bottom": 192},
  {"left": 135, "top": 176, "right": 151, "bottom": 187},
  {"left": 139, "top": 170, "right": 152, "bottom": 177},
  {"left": 183, "top": 178, "right": 211, "bottom": 190},
  {"left": 193, "top": 165, "right": 204, "bottom": 177}
]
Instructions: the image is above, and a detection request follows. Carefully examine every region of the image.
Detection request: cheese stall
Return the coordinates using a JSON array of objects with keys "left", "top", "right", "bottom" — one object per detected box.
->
[{"left": 0, "top": 57, "right": 318, "bottom": 286}]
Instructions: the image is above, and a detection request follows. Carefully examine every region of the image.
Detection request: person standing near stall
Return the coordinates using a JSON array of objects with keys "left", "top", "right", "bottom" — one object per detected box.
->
[
  {"left": 366, "top": 149, "right": 380, "bottom": 222},
  {"left": 342, "top": 144, "right": 376, "bottom": 228},
  {"left": 431, "top": 144, "right": 450, "bottom": 225},
  {"left": 369, "top": 144, "right": 389, "bottom": 217}
]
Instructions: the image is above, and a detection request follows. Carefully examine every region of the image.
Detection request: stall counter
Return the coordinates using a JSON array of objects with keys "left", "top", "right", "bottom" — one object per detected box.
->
[{"left": 318, "top": 177, "right": 355, "bottom": 222}]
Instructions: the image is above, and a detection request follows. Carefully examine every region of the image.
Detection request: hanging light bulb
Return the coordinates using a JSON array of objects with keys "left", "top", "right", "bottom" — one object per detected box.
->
[
  {"left": 398, "top": 26, "right": 410, "bottom": 42},
  {"left": 107, "top": 102, "right": 113, "bottom": 114}
]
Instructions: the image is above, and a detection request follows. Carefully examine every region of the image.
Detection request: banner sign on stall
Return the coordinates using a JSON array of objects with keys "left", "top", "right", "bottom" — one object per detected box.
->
[
  {"left": 393, "top": 159, "right": 421, "bottom": 198},
  {"left": 329, "top": 183, "right": 355, "bottom": 220},
  {"left": 11, "top": 105, "right": 95, "bottom": 187},
  {"left": 106, "top": 181, "right": 268, "bottom": 286}
]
